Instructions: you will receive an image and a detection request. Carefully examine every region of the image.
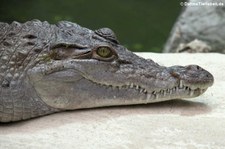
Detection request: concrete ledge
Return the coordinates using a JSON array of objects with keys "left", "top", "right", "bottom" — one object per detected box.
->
[{"left": 0, "top": 53, "right": 224, "bottom": 149}]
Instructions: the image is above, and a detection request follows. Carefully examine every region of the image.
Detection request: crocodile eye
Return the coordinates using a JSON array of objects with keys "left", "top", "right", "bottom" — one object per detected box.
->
[
  {"left": 93, "top": 46, "right": 117, "bottom": 61},
  {"left": 96, "top": 47, "right": 112, "bottom": 58}
]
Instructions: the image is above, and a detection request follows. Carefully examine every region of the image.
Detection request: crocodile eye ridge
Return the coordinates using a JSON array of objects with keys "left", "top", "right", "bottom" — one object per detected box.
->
[{"left": 95, "top": 28, "right": 119, "bottom": 44}]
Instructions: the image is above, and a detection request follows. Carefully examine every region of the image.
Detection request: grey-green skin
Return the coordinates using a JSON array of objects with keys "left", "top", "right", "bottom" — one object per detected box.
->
[{"left": 0, "top": 20, "right": 214, "bottom": 122}]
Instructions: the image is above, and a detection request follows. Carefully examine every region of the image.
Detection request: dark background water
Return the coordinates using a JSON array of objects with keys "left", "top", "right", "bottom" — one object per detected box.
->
[{"left": 0, "top": 0, "right": 181, "bottom": 52}]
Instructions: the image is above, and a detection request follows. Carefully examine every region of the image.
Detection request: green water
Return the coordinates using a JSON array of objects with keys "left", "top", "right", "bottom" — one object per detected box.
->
[{"left": 0, "top": 0, "right": 181, "bottom": 52}]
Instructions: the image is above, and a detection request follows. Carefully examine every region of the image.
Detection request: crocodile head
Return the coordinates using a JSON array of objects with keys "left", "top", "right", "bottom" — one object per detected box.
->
[{"left": 27, "top": 21, "right": 214, "bottom": 110}]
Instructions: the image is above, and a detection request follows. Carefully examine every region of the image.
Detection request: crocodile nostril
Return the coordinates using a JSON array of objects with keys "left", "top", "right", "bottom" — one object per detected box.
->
[
  {"left": 170, "top": 71, "right": 180, "bottom": 78},
  {"left": 196, "top": 66, "right": 200, "bottom": 70}
]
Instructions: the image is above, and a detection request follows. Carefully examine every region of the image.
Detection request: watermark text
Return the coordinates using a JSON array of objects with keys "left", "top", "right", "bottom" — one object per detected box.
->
[{"left": 180, "top": 1, "right": 224, "bottom": 7}]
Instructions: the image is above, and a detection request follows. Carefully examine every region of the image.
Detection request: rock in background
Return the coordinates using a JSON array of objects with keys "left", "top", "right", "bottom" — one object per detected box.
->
[{"left": 163, "top": 0, "right": 225, "bottom": 53}]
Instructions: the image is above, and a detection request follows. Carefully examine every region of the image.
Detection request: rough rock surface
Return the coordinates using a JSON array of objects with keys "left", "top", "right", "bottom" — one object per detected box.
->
[
  {"left": 163, "top": 0, "right": 225, "bottom": 53},
  {"left": 176, "top": 39, "right": 212, "bottom": 53},
  {"left": 0, "top": 53, "right": 224, "bottom": 149}
]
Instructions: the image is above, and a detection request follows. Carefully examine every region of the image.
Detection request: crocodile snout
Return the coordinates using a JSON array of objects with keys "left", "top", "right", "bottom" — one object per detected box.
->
[{"left": 168, "top": 65, "right": 214, "bottom": 89}]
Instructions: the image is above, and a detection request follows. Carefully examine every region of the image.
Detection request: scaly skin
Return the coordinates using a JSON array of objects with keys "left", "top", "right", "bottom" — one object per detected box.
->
[{"left": 0, "top": 20, "right": 214, "bottom": 122}]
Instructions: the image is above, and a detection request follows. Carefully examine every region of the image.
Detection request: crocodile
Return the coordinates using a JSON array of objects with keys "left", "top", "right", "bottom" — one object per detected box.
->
[{"left": 0, "top": 20, "right": 214, "bottom": 122}]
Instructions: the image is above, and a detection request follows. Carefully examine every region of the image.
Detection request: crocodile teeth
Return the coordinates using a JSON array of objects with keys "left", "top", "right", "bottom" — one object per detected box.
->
[
  {"left": 179, "top": 80, "right": 183, "bottom": 88},
  {"left": 155, "top": 94, "right": 159, "bottom": 99},
  {"left": 130, "top": 83, "right": 134, "bottom": 88},
  {"left": 190, "top": 90, "right": 194, "bottom": 96},
  {"left": 136, "top": 85, "right": 139, "bottom": 89},
  {"left": 143, "top": 89, "right": 147, "bottom": 93},
  {"left": 92, "top": 80, "right": 200, "bottom": 98},
  {"left": 172, "top": 87, "right": 176, "bottom": 92},
  {"left": 169, "top": 89, "right": 173, "bottom": 95},
  {"left": 163, "top": 90, "right": 166, "bottom": 96}
]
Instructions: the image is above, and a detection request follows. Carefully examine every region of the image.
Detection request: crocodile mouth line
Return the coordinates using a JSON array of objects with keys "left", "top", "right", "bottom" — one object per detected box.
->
[{"left": 85, "top": 77, "right": 208, "bottom": 101}]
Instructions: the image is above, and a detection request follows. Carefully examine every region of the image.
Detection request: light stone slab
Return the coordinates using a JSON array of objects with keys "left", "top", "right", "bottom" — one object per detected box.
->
[{"left": 0, "top": 53, "right": 224, "bottom": 149}]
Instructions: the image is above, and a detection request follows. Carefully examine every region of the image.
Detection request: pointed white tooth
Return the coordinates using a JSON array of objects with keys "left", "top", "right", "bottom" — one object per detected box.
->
[
  {"left": 173, "top": 87, "right": 176, "bottom": 91},
  {"left": 163, "top": 90, "right": 166, "bottom": 96},
  {"left": 130, "top": 83, "right": 134, "bottom": 88},
  {"left": 143, "top": 89, "right": 147, "bottom": 93},
  {"left": 140, "top": 89, "right": 143, "bottom": 93},
  {"left": 160, "top": 90, "right": 163, "bottom": 96},
  {"left": 179, "top": 80, "right": 183, "bottom": 88},
  {"left": 136, "top": 85, "right": 139, "bottom": 89},
  {"left": 155, "top": 94, "right": 159, "bottom": 99},
  {"left": 169, "top": 89, "right": 173, "bottom": 95},
  {"left": 147, "top": 94, "right": 151, "bottom": 101},
  {"left": 190, "top": 90, "right": 194, "bottom": 96},
  {"left": 152, "top": 91, "right": 156, "bottom": 94}
]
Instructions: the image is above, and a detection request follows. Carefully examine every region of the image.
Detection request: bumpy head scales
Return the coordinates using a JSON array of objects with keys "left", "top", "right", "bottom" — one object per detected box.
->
[
  {"left": 24, "top": 21, "right": 214, "bottom": 110},
  {"left": 0, "top": 20, "right": 214, "bottom": 122}
]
